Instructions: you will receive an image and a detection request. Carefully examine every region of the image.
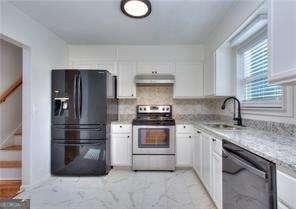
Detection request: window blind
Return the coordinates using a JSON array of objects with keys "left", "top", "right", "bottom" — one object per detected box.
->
[{"left": 242, "top": 38, "right": 283, "bottom": 101}]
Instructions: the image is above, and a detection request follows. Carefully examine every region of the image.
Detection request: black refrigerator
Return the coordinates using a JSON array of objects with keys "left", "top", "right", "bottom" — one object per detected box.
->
[{"left": 51, "top": 70, "right": 118, "bottom": 176}]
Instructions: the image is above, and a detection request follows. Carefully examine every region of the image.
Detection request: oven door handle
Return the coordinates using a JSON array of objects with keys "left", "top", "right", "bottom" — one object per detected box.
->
[{"left": 223, "top": 149, "right": 267, "bottom": 179}]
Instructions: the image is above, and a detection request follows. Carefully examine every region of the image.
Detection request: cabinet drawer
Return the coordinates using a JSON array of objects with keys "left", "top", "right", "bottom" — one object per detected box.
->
[
  {"left": 176, "top": 124, "right": 193, "bottom": 133},
  {"left": 111, "top": 124, "right": 132, "bottom": 133},
  {"left": 277, "top": 170, "right": 296, "bottom": 209},
  {"left": 212, "top": 138, "right": 222, "bottom": 156}
]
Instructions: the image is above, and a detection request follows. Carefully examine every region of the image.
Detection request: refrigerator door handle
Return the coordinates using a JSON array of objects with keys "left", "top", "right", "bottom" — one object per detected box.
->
[
  {"left": 73, "top": 74, "right": 78, "bottom": 119},
  {"left": 78, "top": 73, "right": 82, "bottom": 119}
]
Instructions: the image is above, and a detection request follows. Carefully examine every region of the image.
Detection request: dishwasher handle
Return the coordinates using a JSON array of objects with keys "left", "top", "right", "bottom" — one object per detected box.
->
[{"left": 223, "top": 148, "right": 267, "bottom": 179}]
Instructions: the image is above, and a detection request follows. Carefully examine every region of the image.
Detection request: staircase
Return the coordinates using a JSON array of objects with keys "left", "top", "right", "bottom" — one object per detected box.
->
[{"left": 0, "top": 131, "right": 22, "bottom": 199}]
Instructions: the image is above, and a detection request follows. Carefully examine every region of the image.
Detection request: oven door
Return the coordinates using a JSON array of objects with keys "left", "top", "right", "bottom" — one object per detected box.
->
[{"left": 133, "top": 125, "right": 175, "bottom": 154}]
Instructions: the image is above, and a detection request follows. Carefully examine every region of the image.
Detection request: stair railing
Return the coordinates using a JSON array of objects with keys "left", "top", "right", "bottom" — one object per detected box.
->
[{"left": 0, "top": 77, "right": 22, "bottom": 104}]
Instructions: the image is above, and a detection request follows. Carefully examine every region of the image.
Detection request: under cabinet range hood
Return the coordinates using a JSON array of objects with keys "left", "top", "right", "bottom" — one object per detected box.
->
[{"left": 135, "top": 74, "right": 175, "bottom": 85}]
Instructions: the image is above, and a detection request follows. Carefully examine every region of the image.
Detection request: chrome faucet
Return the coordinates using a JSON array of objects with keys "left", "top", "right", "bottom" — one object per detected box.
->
[{"left": 221, "top": 97, "right": 243, "bottom": 126}]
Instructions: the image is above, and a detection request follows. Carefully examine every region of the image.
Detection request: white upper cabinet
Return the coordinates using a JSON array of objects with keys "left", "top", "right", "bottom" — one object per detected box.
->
[
  {"left": 97, "top": 61, "right": 117, "bottom": 75},
  {"left": 204, "top": 46, "right": 235, "bottom": 97},
  {"left": 117, "top": 61, "right": 137, "bottom": 99},
  {"left": 137, "top": 62, "right": 174, "bottom": 74},
  {"left": 69, "top": 60, "right": 117, "bottom": 75},
  {"left": 268, "top": 0, "right": 296, "bottom": 85},
  {"left": 174, "top": 62, "right": 204, "bottom": 98}
]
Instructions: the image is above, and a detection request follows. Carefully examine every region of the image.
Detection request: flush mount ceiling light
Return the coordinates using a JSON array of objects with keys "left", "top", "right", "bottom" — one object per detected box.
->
[{"left": 121, "top": 0, "right": 152, "bottom": 18}]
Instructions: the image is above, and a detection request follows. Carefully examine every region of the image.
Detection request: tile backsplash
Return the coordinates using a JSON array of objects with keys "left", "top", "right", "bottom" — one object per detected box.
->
[
  {"left": 118, "top": 85, "right": 221, "bottom": 119},
  {"left": 118, "top": 85, "right": 296, "bottom": 137}
]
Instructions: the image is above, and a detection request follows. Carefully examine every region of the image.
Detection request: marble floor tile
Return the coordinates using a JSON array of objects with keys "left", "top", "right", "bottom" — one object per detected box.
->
[{"left": 15, "top": 169, "right": 216, "bottom": 209}]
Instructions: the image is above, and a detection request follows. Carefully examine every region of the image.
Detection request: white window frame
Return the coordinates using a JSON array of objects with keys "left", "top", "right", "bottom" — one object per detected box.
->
[{"left": 236, "top": 27, "right": 285, "bottom": 110}]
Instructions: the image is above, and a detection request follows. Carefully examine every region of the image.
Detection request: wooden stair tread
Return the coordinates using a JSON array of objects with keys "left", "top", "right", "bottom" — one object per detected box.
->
[
  {"left": 0, "top": 145, "right": 22, "bottom": 151},
  {"left": 0, "top": 180, "right": 21, "bottom": 199},
  {"left": 0, "top": 180, "right": 21, "bottom": 186},
  {"left": 0, "top": 161, "right": 21, "bottom": 168}
]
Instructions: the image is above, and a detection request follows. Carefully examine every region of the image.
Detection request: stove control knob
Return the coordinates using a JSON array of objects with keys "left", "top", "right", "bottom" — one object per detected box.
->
[
  {"left": 166, "top": 107, "right": 170, "bottom": 111},
  {"left": 144, "top": 108, "right": 146, "bottom": 111},
  {"left": 162, "top": 108, "right": 165, "bottom": 111},
  {"left": 139, "top": 107, "right": 142, "bottom": 111}
]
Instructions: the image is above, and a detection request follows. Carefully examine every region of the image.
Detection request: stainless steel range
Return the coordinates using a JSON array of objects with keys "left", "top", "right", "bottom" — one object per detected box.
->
[{"left": 132, "top": 105, "right": 175, "bottom": 171}]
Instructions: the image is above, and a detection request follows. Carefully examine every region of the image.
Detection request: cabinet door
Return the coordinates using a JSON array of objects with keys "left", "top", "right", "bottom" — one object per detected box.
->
[
  {"left": 193, "top": 130, "right": 202, "bottom": 176},
  {"left": 269, "top": 0, "right": 296, "bottom": 84},
  {"left": 176, "top": 134, "right": 193, "bottom": 166},
  {"left": 212, "top": 152, "right": 222, "bottom": 209},
  {"left": 97, "top": 61, "right": 117, "bottom": 75},
  {"left": 117, "top": 62, "right": 137, "bottom": 98},
  {"left": 111, "top": 133, "right": 132, "bottom": 166},
  {"left": 137, "top": 62, "right": 174, "bottom": 74},
  {"left": 201, "top": 134, "right": 212, "bottom": 192},
  {"left": 277, "top": 170, "right": 296, "bottom": 209},
  {"left": 174, "top": 62, "right": 204, "bottom": 98}
]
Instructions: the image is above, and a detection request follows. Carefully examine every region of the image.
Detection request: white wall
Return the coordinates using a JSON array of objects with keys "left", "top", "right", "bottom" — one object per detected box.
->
[
  {"left": 0, "top": 39, "right": 22, "bottom": 147},
  {"left": 205, "top": 0, "right": 263, "bottom": 56},
  {"left": 1, "top": 2, "right": 68, "bottom": 187},
  {"left": 68, "top": 45, "right": 204, "bottom": 64}
]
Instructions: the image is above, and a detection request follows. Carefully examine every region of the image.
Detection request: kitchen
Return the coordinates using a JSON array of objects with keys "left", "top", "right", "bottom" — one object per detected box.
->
[{"left": 0, "top": 0, "right": 296, "bottom": 209}]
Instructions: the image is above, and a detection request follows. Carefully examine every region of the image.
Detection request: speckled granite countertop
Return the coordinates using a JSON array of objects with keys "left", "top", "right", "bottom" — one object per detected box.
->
[{"left": 184, "top": 121, "right": 296, "bottom": 176}]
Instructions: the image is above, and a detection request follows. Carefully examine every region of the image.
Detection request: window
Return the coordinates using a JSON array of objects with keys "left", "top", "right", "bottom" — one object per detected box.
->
[{"left": 238, "top": 33, "right": 283, "bottom": 107}]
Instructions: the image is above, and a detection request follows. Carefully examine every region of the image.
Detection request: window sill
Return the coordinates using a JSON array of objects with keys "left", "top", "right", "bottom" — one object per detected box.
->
[
  {"left": 241, "top": 101, "right": 283, "bottom": 110},
  {"left": 240, "top": 86, "right": 294, "bottom": 118}
]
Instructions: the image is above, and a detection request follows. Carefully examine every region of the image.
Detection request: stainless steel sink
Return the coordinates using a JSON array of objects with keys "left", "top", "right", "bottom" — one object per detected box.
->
[{"left": 206, "top": 123, "right": 243, "bottom": 130}]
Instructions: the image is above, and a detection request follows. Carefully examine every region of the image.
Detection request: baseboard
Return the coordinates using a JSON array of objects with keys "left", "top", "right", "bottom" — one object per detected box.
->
[
  {"left": 0, "top": 123, "right": 22, "bottom": 149},
  {"left": 111, "top": 166, "right": 131, "bottom": 170},
  {"left": 175, "top": 165, "right": 192, "bottom": 170}
]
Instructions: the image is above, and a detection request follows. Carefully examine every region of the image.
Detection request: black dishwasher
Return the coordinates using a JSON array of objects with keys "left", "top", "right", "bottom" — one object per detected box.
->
[{"left": 222, "top": 140, "right": 277, "bottom": 209}]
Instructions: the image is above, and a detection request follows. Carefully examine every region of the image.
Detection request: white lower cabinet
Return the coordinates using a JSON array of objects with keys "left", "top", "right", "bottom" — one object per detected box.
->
[
  {"left": 111, "top": 133, "right": 132, "bottom": 166},
  {"left": 201, "top": 133, "right": 212, "bottom": 192},
  {"left": 193, "top": 130, "right": 202, "bottom": 176},
  {"left": 212, "top": 142, "right": 222, "bottom": 209},
  {"left": 111, "top": 123, "right": 132, "bottom": 166},
  {"left": 192, "top": 128, "right": 222, "bottom": 209},
  {"left": 277, "top": 170, "right": 296, "bottom": 209},
  {"left": 176, "top": 133, "right": 193, "bottom": 166}
]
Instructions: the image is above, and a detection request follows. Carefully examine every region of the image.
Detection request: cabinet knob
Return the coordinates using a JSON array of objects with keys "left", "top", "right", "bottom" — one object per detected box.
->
[
  {"left": 131, "top": 94, "right": 134, "bottom": 97},
  {"left": 119, "top": 125, "right": 122, "bottom": 128},
  {"left": 212, "top": 138, "right": 216, "bottom": 142},
  {"left": 127, "top": 135, "right": 130, "bottom": 138},
  {"left": 197, "top": 131, "right": 201, "bottom": 133},
  {"left": 189, "top": 136, "right": 192, "bottom": 138},
  {"left": 183, "top": 126, "right": 186, "bottom": 128}
]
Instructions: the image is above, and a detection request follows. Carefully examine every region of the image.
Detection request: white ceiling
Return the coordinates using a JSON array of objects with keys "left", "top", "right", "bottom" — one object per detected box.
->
[{"left": 10, "top": 0, "right": 236, "bottom": 45}]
